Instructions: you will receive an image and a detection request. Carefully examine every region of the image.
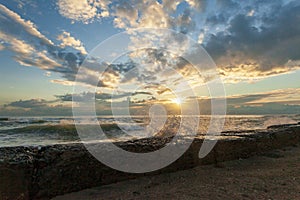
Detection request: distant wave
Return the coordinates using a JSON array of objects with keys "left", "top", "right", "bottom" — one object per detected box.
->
[
  {"left": 0, "top": 115, "right": 299, "bottom": 147},
  {"left": 0, "top": 124, "right": 127, "bottom": 147}
]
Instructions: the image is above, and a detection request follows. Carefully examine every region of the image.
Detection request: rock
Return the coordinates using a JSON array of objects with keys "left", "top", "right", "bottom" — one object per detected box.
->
[
  {"left": 267, "top": 123, "right": 297, "bottom": 129},
  {"left": 0, "top": 165, "right": 32, "bottom": 200},
  {"left": 0, "top": 125, "right": 299, "bottom": 199}
]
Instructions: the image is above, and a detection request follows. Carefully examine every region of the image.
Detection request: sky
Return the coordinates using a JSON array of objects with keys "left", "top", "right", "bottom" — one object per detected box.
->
[{"left": 0, "top": 0, "right": 300, "bottom": 116}]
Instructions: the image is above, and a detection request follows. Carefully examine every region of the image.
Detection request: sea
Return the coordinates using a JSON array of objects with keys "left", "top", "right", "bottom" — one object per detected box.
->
[{"left": 0, "top": 115, "right": 299, "bottom": 147}]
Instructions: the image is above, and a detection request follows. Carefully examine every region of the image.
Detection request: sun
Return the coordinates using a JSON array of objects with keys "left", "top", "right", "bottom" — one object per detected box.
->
[{"left": 171, "top": 98, "right": 182, "bottom": 105}]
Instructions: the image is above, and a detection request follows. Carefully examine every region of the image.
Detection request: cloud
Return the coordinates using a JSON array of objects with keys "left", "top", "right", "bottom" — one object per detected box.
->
[
  {"left": 176, "top": 9, "right": 196, "bottom": 34},
  {"left": 195, "top": 88, "right": 300, "bottom": 114},
  {"left": 112, "top": 1, "right": 139, "bottom": 28},
  {"left": 4, "top": 99, "right": 55, "bottom": 108},
  {"left": 0, "top": 32, "right": 61, "bottom": 70},
  {"left": 1, "top": 5, "right": 152, "bottom": 90},
  {"left": 189, "top": 88, "right": 300, "bottom": 106},
  {"left": 185, "top": 0, "right": 206, "bottom": 11},
  {"left": 44, "top": 71, "right": 51, "bottom": 77},
  {"left": 0, "top": 4, "right": 53, "bottom": 45},
  {"left": 57, "top": 31, "right": 87, "bottom": 54},
  {"left": 53, "top": 0, "right": 300, "bottom": 84},
  {"left": 57, "top": 0, "right": 110, "bottom": 24},
  {"left": 204, "top": 1, "right": 300, "bottom": 81},
  {"left": 0, "top": 42, "right": 5, "bottom": 50},
  {"left": 2, "top": 0, "right": 300, "bottom": 95},
  {"left": 113, "top": 0, "right": 174, "bottom": 29},
  {"left": 112, "top": 0, "right": 199, "bottom": 34},
  {"left": 0, "top": 5, "right": 97, "bottom": 86},
  {"left": 186, "top": 88, "right": 300, "bottom": 114},
  {"left": 0, "top": 99, "right": 72, "bottom": 116},
  {"left": 237, "top": 88, "right": 300, "bottom": 105},
  {"left": 50, "top": 79, "right": 75, "bottom": 86},
  {"left": 2, "top": 88, "right": 300, "bottom": 116},
  {"left": 162, "top": 0, "right": 181, "bottom": 12},
  {"left": 55, "top": 0, "right": 205, "bottom": 30},
  {"left": 105, "top": 0, "right": 297, "bottom": 83},
  {"left": 56, "top": 91, "right": 153, "bottom": 102},
  {"left": 0, "top": 4, "right": 62, "bottom": 70}
]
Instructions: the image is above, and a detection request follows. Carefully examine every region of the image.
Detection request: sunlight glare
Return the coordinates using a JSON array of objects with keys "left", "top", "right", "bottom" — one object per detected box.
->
[{"left": 172, "top": 98, "right": 182, "bottom": 105}]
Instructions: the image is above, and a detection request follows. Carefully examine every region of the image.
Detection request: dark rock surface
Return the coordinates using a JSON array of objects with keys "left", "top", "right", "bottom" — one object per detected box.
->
[{"left": 0, "top": 124, "right": 299, "bottom": 200}]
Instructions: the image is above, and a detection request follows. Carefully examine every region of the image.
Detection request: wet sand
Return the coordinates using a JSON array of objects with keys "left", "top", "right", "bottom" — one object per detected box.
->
[{"left": 53, "top": 144, "right": 300, "bottom": 200}]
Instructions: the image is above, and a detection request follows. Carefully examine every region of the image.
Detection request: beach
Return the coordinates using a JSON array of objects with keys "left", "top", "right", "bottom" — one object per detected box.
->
[
  {"left": 1, "top": 0, "right": 300, "bottom": 199},
  {"left": 0, "top": 123, "right": 299, "bottom": 199},
  {"left": 53, "top": 144, "right": 300, "bottom": 200}
]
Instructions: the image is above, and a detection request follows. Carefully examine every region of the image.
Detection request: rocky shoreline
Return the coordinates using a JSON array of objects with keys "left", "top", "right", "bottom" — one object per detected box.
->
[{"left": 0, "top": 124, "right": 299, "bottom": 200}]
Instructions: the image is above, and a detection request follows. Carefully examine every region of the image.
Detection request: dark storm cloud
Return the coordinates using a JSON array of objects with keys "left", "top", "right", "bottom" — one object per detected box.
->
[{"left": 204, "top": 1, "right": 300, "bottom": 79}]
